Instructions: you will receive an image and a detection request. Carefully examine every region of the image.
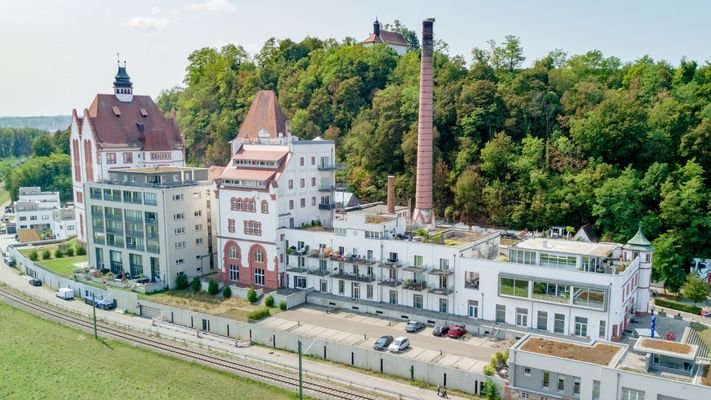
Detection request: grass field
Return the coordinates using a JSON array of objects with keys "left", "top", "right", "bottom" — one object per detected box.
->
[
  {"left": 144, "top": 289, "right": 277, "bottom": 321},
  {"left": 0, "top": 300, "right": 301, "bottom": 400},
  {"left": 0, "top": 187, "right": 9, "bottom": 206},
  {"left": 37, "top": 255, "right": 87, "bottom": 276}
]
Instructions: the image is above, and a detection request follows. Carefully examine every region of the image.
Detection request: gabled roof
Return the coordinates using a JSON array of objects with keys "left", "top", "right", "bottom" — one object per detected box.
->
[
  {"left": 625, "top": 227, "right": 653, "bottom": 251},
  {"left": 86, "top": 94, "right": 183, "bottom": 150},
  {"left": 237, "top": 90, "right": 288, "bottom": 140},
  {"left": 361, "top": 30, "right": 409, "bottom": 47},
  {"left": 233, "top": 147, "right": 288, "bottom": 162}
]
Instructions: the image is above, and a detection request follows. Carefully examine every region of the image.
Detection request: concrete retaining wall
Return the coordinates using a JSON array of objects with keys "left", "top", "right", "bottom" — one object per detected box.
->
[
  {"left": 138, "top": 298, "right": 499, "bottom": 395},
  {"left": 271, "top": 289, "right": 307, "bottom": 310}
]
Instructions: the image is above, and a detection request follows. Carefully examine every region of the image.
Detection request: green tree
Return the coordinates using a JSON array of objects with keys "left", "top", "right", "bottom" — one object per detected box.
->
[
  {"left": 247, "top": 287, "right": 257, "bottom": 303},
  {"left": 208, "top": 279, "right": 219, "bottom": 295},
  {"left": 681, "top": 274, "right": 709, "bottom": 305},
  {"left": 54, "top": 248, "right": 64, "bottom": 258},
  {"left": 42, "top": 249, "right": 51, "bottom": 260},
  {"left": 592, "top": 167, "right": 643, "bottom": 242},
  {"left": 223, "top": 286, "right": 232, "bottom": 298},
  {"left": 454, "top": 168, "right": 485, "bottom": 224},
  {"left": 265, "top": 294, "right": 274, "bottom": 307},
  {"left": 652, "top": 232, "right": 686, "bottom": 294},
  {"left": 481, "top": 378, "right": 501, "bottom": 400},
  {"left": 28, "top": 250, "right": 38, "bottom": 261},
  {"left": 175, "top": 274, "right": 189, "bottom": 290},
  {"left": 32, "top": 134, "right": 55, "bottom": 157},
  {"left": 489, "top": 35, "right": 525, "bottom": 72},
  {"left": 191, "top": 277, "right": 202, "bottom": 293}
]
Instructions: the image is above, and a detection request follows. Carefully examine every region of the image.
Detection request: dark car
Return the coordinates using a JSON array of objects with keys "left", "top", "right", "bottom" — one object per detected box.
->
[
  {"left": 373, "top": 335, "right": 394, "bottom": 351},
  {"left": 433, "top": 325, "right": 450, "bottom": 337},
  {"left": 405, "top": 320, "right": 425, "bottom": 333},
  {"left": 28, "top": 278, "right": 42, "bottom": 287},
  {"left": 96, "top": 299, "right": 116, "bottom": 310},
  {"left": 447, "top": 325, "right": 466, "bottom": 338}
]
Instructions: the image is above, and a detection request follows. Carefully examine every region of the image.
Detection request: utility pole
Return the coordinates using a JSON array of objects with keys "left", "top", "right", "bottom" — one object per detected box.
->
[
  {"left": 92, "top": 293, "right": 98, "bottom": 340},
  {"left": 298, "top": 340, "right": 303, "bottom": 400}
]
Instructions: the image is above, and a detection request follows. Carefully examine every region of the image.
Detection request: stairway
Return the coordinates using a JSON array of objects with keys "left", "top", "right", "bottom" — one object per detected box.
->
[{"left": 684, "top": 326, "right": 710, "bottom": 359}]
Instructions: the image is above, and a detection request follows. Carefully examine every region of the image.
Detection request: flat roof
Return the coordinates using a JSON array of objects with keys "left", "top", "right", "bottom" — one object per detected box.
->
[
  {"left": 233, "top": 147, "right": 288, "bottom": 161},
  {"left": 515, "top": 238, "right": 619, "bottom": 257},
  {"left": 220, "top": 168, "right": 275, "bottom": 181},
  {"left": 113, "top": 166, "right": 204, "bottom": 174},
  {"left": 634, "top": 338, "right": 697, "bottom": 360},
  {"left": 519, "top": 336, "right": 625, "bottom": 366}
]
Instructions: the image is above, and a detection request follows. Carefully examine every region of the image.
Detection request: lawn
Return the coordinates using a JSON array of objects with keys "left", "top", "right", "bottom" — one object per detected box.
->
[
  {"left": 690, "top": 322, "right": 711, "bottom": 357},
  {"left": 0, "top": 300, "right": 301, "bottom": 400},
  {"left": 37, "top": 255, "right": 87, "bottom": 276},
  {"left": 0, "top": 187, "right": 10, "bottom": 206},
  {"left": 144, "top": 289, "right": 278, "bottom": 321}
]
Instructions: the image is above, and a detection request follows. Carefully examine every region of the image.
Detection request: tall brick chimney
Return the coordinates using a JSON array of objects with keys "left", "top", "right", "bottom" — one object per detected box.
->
[
  {"left": 387, "top": 175, "right": 395, "bottom": 213},
  {"left": 412, "top": 18, "right": 435, "bottom": 227}
]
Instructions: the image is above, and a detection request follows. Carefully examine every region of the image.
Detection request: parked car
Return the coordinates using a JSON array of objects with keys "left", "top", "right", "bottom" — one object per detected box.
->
[
  {"left": 388, "top": 336, "right": 410, "bottom": 353},
  {"left": 28, "top": 278, "right": 42, "bottom": 287},
  {"left": 373, "top": 335, "right": 394, "bottom": 351},
  {"left": 447, "top": 325, "right": 466, "bottom": 338},
  {"left": 405, "top": 320, "right": 425, "bottom": 332},
  {"left": 432, "top": 325, "right": 450, "bottom": 337},
  {"left": 55, "top": 288, "right": 74, "bottom": 300},
  {"left": 96, "top": 299, "right": 116, "bottom": 310}
]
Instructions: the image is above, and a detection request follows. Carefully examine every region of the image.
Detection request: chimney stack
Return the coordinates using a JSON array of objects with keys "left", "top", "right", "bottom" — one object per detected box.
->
[
  {"left": 387, "top": 175, "right": 395, "bottom": 213},
  {"left": 373, "top": 18, "right": 381, "bottom": 37},
  {"left": 412, "top": 18, "right": 435, "bottom": 227}
]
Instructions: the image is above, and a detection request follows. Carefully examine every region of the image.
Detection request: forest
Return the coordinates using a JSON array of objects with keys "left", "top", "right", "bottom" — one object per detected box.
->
[{"left": 112, "top": 25, "right": 711, "bottom": 287}]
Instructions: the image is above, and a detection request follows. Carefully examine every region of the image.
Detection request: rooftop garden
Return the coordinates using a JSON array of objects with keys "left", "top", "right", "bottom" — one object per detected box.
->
[{"left": 521, "top": 337, "right": 622, "bottom": 366}]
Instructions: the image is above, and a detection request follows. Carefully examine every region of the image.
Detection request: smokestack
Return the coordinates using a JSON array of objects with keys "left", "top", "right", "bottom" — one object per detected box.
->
[
  {"left": 387, "top": 175, "right": 395, "bottom": 213},
  {"left": 412, "top": 18, "right": 435, "bottom": 227}
]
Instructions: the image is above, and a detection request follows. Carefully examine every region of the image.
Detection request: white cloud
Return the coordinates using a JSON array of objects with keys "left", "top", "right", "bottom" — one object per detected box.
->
[
  {"left": 126, "top": 16, "right": 169, "bottom": 32},
  {"left": 184, "top": 0, "right": 236, "bottom": 12}
]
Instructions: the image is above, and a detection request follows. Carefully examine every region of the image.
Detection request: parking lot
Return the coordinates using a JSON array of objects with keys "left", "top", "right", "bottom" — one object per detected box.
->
[{"left": 260, "top": 304, "right": 504, "bottom": 363}]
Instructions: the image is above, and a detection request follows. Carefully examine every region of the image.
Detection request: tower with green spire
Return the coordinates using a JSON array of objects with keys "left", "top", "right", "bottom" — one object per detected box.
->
[
  {"left": 113, "top": 61, "right": 133, "bottom": 102},
  {"left": 623, "top": 225, "right": 653, "bottom": 315}
]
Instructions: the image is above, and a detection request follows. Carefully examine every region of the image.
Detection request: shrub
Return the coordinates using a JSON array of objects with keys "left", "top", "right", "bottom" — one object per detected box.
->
[
  {"left": 207, "top": 279, "right": 219, "bottom": 295},
  {"left": 76, "top": 246, "right": 86, "bottom": 255},
  {"left": 54, "top": 248, "right": 64, "bottom": 258},
  {"left": 191, "top": 277, "right": 201, "bottom": 293},
  {"left": 223, "top": 286, "right": 232, "bottom": 298},
  {"left": 654, "top": 297, "right": 702, "bottom": 315},
  {"left": 279, "top": 301, "right": 287, "bottom": 311},
  {"left": 246, "top": 287, "right": 257, "bottom": 303},
  {"left": 65, "top": 247, "right": 75, "bottom": 257},
  {"left": 482, "top": 378, "right": 500, "bottom": 400},
  {"left": 483, "top": 365, "right": 495, "bottom": 376},
  {"left": 175, "top": 274, "right": 189, "bottom": 290},
  {"left": 42, "top": 249, "right": 51, "bottom": 260},
  {"left": 265, "top": 294, "right": 274, "bottom": 307},
  {"left": 28, "top": 250, "right": 38, "bottom": 261},
  {"left": 247, "top": 308, "right": 270, "bottom": 320}
]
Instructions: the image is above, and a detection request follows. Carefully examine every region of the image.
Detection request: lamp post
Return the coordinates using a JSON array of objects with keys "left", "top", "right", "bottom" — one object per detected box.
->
[
  {"left": 92, "top": 293, "right": 97, "bottom": 340},
  {"left": 298, "top": 340, "right": 303, "bottom": 400}
]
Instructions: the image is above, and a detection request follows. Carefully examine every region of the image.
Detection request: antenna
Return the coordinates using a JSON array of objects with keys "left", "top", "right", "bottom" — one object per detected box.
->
[{"left": 116, "top": 52, "right": 120, "bottom": 66}]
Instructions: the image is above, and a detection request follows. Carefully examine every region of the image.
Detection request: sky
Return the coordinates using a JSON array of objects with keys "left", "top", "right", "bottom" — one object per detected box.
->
[{"left": 0, "top": 0, "right": 709, "bottom": 116}]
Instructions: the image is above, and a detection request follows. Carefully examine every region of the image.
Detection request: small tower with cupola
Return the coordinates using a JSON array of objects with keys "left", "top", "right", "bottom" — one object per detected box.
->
[
  {"left": 113, "top": 61, "right": 133, "bottom": 102},
  {"left": 624, "top": 226, "right": 654, "bottom": 315}
]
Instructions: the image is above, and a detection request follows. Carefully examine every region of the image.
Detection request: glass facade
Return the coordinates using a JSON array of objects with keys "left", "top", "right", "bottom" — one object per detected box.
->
[{"left": 500, "top": 277, "right": 529, "bottom": 297}]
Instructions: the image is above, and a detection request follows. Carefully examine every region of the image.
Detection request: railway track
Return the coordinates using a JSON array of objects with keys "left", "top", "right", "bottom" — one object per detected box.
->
[{"left": 0, "top": 287, "right": 377, "bottom": 400}]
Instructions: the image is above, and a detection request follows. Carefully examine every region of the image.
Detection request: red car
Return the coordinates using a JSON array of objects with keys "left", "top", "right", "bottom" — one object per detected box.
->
[{"left": 447, "top": 325, "right": 466, "bottom": 338}]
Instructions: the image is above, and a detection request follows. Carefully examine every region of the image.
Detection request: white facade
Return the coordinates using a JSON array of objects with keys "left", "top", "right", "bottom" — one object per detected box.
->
[
  {"left": 84, "top": 167, "right": 212, "bottom": 288},
  {"left": 51, "top": 207, "right": 76, "bottom": 240},
  {"left": 15, "top": 187, "right": 61, "bottom": 232}
]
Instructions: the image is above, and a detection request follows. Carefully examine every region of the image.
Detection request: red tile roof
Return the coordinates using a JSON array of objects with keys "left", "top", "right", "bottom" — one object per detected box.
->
[
  {"left": 361, "top": 30, "right": 409, "bottom": 47},
  {"left": 233, "top": 147, "right": 288, "bottom": 162},
  {"left": 208, "top": 165, "right": 226, "bottom": 181},
  {"left": 85, "top": 94, "right": 183, "bottom": 150},
  {"left": 237, "top": 90, "right": 288, "bottom": 140},
  {"left": 219, "top": 168, "right": 276, "bottom": 181}
]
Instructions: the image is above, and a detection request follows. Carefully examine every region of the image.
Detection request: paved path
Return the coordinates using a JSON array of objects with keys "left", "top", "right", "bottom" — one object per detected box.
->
[{"left": 0, "top": 260, "right": 470, "bottom": 400}]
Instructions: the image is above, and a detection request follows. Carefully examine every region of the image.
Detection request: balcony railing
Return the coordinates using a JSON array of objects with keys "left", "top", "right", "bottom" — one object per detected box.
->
[
  {"left": 318, "top": 203, "right": 336, "bottom": 210},
  {"left": 429, "top": 268, "right": 453, "bottom": 276},
  {"left": 428, "top": 287, "right": 454, "bottom": 295},
  {"left": 402, "top": 280, "right": 427, "bottom": 291},
  {"left": 317, "top": 163, "right": 344, "bottom": 171},
  {"left": 318, "top": 184, "right": 346, "bottom": 192},
  {"left": 379, "top": 279, "right": 402, "bottom": 287},
  {"left": 287, "top": 266, "right": 308, "bottom": 273},
  {"left": 331, "top": 271, "right": 375, "bottom": 283},
  {"left": 308, "top": 268, "right": 330, "bottom": 276}
]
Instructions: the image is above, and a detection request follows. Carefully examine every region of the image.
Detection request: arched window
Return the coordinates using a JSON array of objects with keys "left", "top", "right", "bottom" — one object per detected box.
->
[
  {"left": 261, "top": 200, "right": 269, "bottom": 214},
  {"left": 229, "top": 246, "right": 238, "bottom": 259},
  {"left": 254, "top": 249, "right": 263, "bottom": 262}
]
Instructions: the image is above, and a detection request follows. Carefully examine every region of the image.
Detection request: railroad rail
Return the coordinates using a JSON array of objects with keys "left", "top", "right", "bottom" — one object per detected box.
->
[{"left": 0, "top": 287, "right": 377, "bottom": 400}]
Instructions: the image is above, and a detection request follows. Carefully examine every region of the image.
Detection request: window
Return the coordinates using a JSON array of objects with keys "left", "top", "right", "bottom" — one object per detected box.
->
[
  {"left": 413, "top": 255, "right": 423, "bottom": 266},
  {"left": 338, "top": 280, "right": 344, "bottom": 294},
  {"left": 540, "top": 253, "right": 577, "bottom": 268},
  {"left": 300, "top": 198, "right": 305, "bottom": 208},
  {"left": 523, "top": 368, "right": 531, "bottom": 376},
  {"left": 439, "top": 298, "right": 448, "bottom": 313},
  {"left": 228, "top": 219, "right": 235, "bottom": 233},
  {"left": 516, "top": 308, "right": 528, "bottom": 327},
  {"left": 254, "top": 268, "right": 265, "bottom": 286},
  {"left": 300, "top": 178, "right": 305, "bottom": 188},
  {"left": 500, "top": 277, "right": 529, "bottom": 297},
  {"left": 300, "top": 157, "right": 304, "bottom": 166},
  {"left": 509, "top": 248, "right": 536, "bottom": 264},
  {"left": 30, "top": 216, "right": 37, "bottom": 221},
  {"left": 175, "top": 227, "right": 185, "bottom": 235},
  {"left": 195, "top": 224, "right": 202, "bottom": 231},
  {"left": 18, "top": 216, "right": 26, "bottom": 221},
  {"left": 90, "top": 187, "right": 102, "bottom": 200},
  {"left": 599, "top": 320, "right": 606, "bottom": 338},
  {"left": 261, "top": 200, "right": 268, "bottom": 214},
  {"left": 557, "top": 377, "right": 565, "bottom": 392},
  {"left": 231, "top": 197, "right": 242, "bottom": 211},
  {"left": 194, "top": 210, "right": 202, "bottom": 217},
  {"left": 175, "top": 241, "right": 186, "bottom": 249},
  {"left": 144, "top": 192, "right": 157, "bottom": 206},
  {"left": 311, "top": 197, "right": 316, "bottom": 206},
  {"left": 288, "top": 180, "right": 293, "bottom": 189},
  {"left": 620, "top": 388, "right": 644, "bottom": 400},
  {"left": 554, "top": 313, "right": 565, "bottom": 334},
  {"left": 229, "top": 246, "right": 238, "bottom": 259},
  {"left": 289, "top": 200, "right": 294, "bottom": 210},
  {"left": 389, "top": 290, "right": 397, "bottom": 305},
  {"left": 176, "top": 258, "right": 184, "bottom": 265},
  {"left": 532, "top": 281, "right": 570, "bottom": 304},
  {"left": 195, "top": 238, "right": 203, "bottom": 246},
  {"left": 294, "top": 276, "right": 306, "bottom": 289},
  {"left": 496, "top": 304, "right": 506, "bottom": 323},
  {"left": 106, "top": 152, "right": 116, "bottom": 164},
  {"left": 254, "top": 249, "right": 264, "bottom": 262},
  {"left": 468, "top": 300, "right": 479, "bottom": 318},
  {"left": 542, "top": 371, "right": 550, "bottom": 388},
  {"left": 572, "top": 287, "right": 606, "bottom": 310},
  {"left": 311, "top": 156, "right": 315, "bottom": 165},
  {"left": 244, "top": 221, "right": 262, "bottom": 236},
  {"left": 592, "top": 380, "right": 601, "bottom": 400},
  {"left": 439, "top": 258, "right": 449, "bottom": 269},
  {"left": 366, "top": 284, "right": 373, "bottom": 299},
  {"left": 229, "top": 264, "right": 238, "bottom": 281},
  {"left": 573, "top": 377, "right": 580, "bottom": 395},
  {"left": 172, "top": 194, "right": 184, "bottom": 201},
  {"left": 575, "top": 316, "right": 588, "bottom": 337},
  {"left": 537, "top": 311, "right": 548, "bottom": 330},
  {"left": 42, "top": 215, "right": 49, "bottom": 220},
  {"left": 174, "top": 213, "right": 184, "bottom": 220},
  {"left": 311, "top": 177, "right": 316, "bottom": 186},
  {"left": 413, "top": 294, "right": 423, "bottom": 309}
]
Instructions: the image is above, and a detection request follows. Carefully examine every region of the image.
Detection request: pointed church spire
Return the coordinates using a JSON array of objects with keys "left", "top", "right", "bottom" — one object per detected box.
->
[{"left": 113, "top": 59, "right": 134, "bottom": 102}]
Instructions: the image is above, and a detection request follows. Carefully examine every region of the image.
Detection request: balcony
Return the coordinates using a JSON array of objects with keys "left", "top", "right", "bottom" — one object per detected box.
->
[
  {"left": 287, "top": 266, "right": 308, "bottom": 273},
  {"left": 403, "top": 265, "right": 427, "bottom": 273},
  {"left": 318, "top": 203, "right": 336, "bottom": 210},
  {"left": 318, "top": 184, "right": 346, "bottom": 192},
  {"left": 402, "top": 280, "right": 427, "bottom": 291},
  {"left": 343, "top": 255, "right": 375, "bottom": 265},
  {"left": 428, "top": 287, "right": 454, "bottom": 295},
  {"left": 429, "top": 268, "right": 453, "bottom": 276},
  {"left": 332, "top": 271, "right": 375, "bottom": 283},
  {"left": 317, "top": 163, "right": 344, "bottom": 171},
  {"left": 308, "top": 268, "right": 330, "bottom": 276},
  {"left": 379, "top": 279, "right": 402, "bottom": 287},
  {"left": 381, "top": 258, "right": 401, "bottom": 268}
]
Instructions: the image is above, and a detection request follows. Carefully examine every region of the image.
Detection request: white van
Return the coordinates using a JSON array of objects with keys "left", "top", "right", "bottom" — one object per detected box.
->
[{"left": 56, "top": 288, "right": 75, "bottom": 300}]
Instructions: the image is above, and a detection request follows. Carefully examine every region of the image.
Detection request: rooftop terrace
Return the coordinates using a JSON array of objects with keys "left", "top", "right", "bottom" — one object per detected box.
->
[
  {"left": 514, "top": 238, "right": 619, "bottom": 257},
  {"left": 518, "top": 336, "right": 625, "bottom": 366}
]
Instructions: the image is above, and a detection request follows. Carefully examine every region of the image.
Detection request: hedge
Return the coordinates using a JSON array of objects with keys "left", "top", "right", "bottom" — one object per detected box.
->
[
  {"left": 654, "top": 297, "right": 702, "bottom": 315},
  {"left": 247, "top": 308, "right": 271, "bottom": 321}
]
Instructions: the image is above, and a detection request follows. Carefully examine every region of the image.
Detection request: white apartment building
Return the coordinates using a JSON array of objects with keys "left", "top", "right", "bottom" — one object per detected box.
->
[
  {"left": 214, "top": 90, "right": 337, "bottom": 290},
  {"left": 84, "top": 167, "right": 212, "bottom": 288},
  {"left": 15, "top": 187, "right": 61, "bottom": 232},
  {"left": 70, "top": 63, "right": 185, "bottom": 243},
  {"left": 506, "top": 334, "right": 711, "bottom": 400},
  {"left": 51, "top": 207, "right": 76, "bottom": 240}
]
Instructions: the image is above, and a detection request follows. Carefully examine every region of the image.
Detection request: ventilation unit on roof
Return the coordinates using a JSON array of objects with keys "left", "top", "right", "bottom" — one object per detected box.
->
[
  {"left": 112, "top": 106, "right": 121, "bottom": 117},
  {"left": 139, "top": 107, "right": 148, "bottom": 117}
]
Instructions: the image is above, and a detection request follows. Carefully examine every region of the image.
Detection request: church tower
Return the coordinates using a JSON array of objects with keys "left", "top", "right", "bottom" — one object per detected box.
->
[
  {"left": 113, "top": 62, "right": 133, "bottom": 102},
  {"left": 624, "top": 226, "right": 654, "bottom": 315}
]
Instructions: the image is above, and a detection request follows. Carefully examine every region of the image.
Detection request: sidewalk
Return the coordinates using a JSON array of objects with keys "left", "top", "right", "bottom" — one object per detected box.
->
[{"left": 0, "top": 263, "right": 471, "bottom": 400}]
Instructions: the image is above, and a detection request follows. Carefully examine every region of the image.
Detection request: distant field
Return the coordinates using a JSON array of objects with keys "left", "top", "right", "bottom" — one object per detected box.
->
[{"left": 0, "top": 300, "right": 301, "bottom": 400}]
